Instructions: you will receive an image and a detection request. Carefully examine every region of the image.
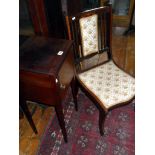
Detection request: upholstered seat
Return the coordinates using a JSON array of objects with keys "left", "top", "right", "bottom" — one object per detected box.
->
[{"left": 78, "top": 61, "right": 135, "bottom": 110}]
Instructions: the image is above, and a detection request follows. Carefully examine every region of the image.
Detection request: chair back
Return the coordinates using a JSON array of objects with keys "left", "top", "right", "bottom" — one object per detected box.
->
[{"left": 67, "top": 5, "right": 113, "bottom": 72}]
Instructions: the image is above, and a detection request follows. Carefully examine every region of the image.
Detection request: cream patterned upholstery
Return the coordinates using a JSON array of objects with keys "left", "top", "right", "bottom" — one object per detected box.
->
[
  {"left": 79, "top": 14, "right": 99, "bottom": 56},
  {"left": 78, "top": 61, "right": 135, "bottom": 110}
]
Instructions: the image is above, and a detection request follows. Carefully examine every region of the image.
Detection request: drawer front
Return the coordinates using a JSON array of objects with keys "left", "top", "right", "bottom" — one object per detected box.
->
[
  {"left": 58, "top": 48, "right": 74, "bottom": 91},
  {"left": 20, "top": 71, "right": 58, "bottom": 105}
]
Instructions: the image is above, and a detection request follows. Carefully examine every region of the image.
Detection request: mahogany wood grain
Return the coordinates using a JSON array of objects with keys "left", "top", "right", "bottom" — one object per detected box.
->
[
  {"left": 27, "top": 0, "right": 41, "bottom": 35},
  {"left": 20, "top": 36, "right": 75, "bottom": 142},
  {"left": 34, "top": 0, "right": 49, "bottom": 36},
  {"left": 27, "top": 0, "right": 49, "bottom": 36}
]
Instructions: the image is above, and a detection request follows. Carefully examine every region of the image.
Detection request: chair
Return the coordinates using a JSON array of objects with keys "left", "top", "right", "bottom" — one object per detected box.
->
[{"left": 66, "top": 5, "right": 135, "bottom": 135}]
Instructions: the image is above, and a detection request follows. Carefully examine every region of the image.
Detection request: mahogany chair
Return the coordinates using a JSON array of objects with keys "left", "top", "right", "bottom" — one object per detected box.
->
[{"left": 67, "top": 5, "right": 135, "bottom": 135}]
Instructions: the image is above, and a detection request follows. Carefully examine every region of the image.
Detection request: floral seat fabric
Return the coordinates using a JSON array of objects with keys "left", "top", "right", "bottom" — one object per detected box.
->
[{"left": 78, "top": 61, "right": 135, "bottom": 110}]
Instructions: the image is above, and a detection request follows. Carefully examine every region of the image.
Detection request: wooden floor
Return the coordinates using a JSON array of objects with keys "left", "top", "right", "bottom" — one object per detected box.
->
[{"left": 19, "top": 27, "right": 135, "bottom": 155}]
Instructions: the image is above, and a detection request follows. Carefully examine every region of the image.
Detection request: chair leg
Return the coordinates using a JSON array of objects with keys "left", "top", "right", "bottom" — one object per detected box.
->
[
  {"left": 71, "top": 77, "right": 79, "bottom": 111},
  {"left": 55, "top": 103, "right": 68, "bottom": 143},
  {"left": 99, "top": 109, "right": 106, "bottom": 136}
]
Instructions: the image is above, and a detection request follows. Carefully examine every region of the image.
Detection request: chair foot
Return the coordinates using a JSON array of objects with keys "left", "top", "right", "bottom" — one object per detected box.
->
[{"left": 99, "top": 109, "right": 106, "bottom": 136}]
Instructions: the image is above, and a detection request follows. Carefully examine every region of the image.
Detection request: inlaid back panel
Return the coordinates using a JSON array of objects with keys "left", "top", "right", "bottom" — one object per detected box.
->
[
  {"left": 69, "top": 6, "right": 112, "bottom": 71},
  {"left": 79, "top": 14, "right": 99, "bottom": 56}
]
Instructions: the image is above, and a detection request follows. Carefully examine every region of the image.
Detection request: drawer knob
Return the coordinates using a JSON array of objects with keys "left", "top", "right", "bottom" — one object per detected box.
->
[{"left": 55, "top": 78, "right": 58, "bottom": 83}]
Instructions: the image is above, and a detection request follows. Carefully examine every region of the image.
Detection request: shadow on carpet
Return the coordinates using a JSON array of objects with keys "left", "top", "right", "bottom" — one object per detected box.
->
[{"left": 37, "top": 90, "right": 135, "bottom": 155}]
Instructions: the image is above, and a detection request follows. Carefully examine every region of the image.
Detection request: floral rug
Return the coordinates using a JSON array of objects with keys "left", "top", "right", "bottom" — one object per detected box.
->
[{"left": 37, "top": 90, "right": 135, "bottom": 155}]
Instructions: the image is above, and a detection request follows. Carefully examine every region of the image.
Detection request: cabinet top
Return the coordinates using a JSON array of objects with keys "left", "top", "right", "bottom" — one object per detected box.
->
[{"left": 20, "top": 36, "right": 73, "bottom": 76}]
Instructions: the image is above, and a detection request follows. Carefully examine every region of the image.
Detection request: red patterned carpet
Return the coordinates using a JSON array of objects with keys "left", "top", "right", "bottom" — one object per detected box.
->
[{"left": 37, "top": 90, "right": 135, "bottom": 155}]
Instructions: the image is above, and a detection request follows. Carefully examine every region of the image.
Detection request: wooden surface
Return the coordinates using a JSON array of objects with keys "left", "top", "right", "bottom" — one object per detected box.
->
[
  {"left": 20, "top": 36, "right": 74, "bottom": 144},
  {"left": 20, "top": 37, "right": 73, "bottom": 75},
  {"left": 112, "top": 27, "right": 135, "bottom": 76},
  {"left": 19, "top": 28, "right": 135, "bottom": 154}
]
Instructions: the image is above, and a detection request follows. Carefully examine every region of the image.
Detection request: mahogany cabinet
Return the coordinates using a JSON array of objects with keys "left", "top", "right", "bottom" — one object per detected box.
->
[{"left": 19, "top": 36, "right": 75, "bottom": 142}]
